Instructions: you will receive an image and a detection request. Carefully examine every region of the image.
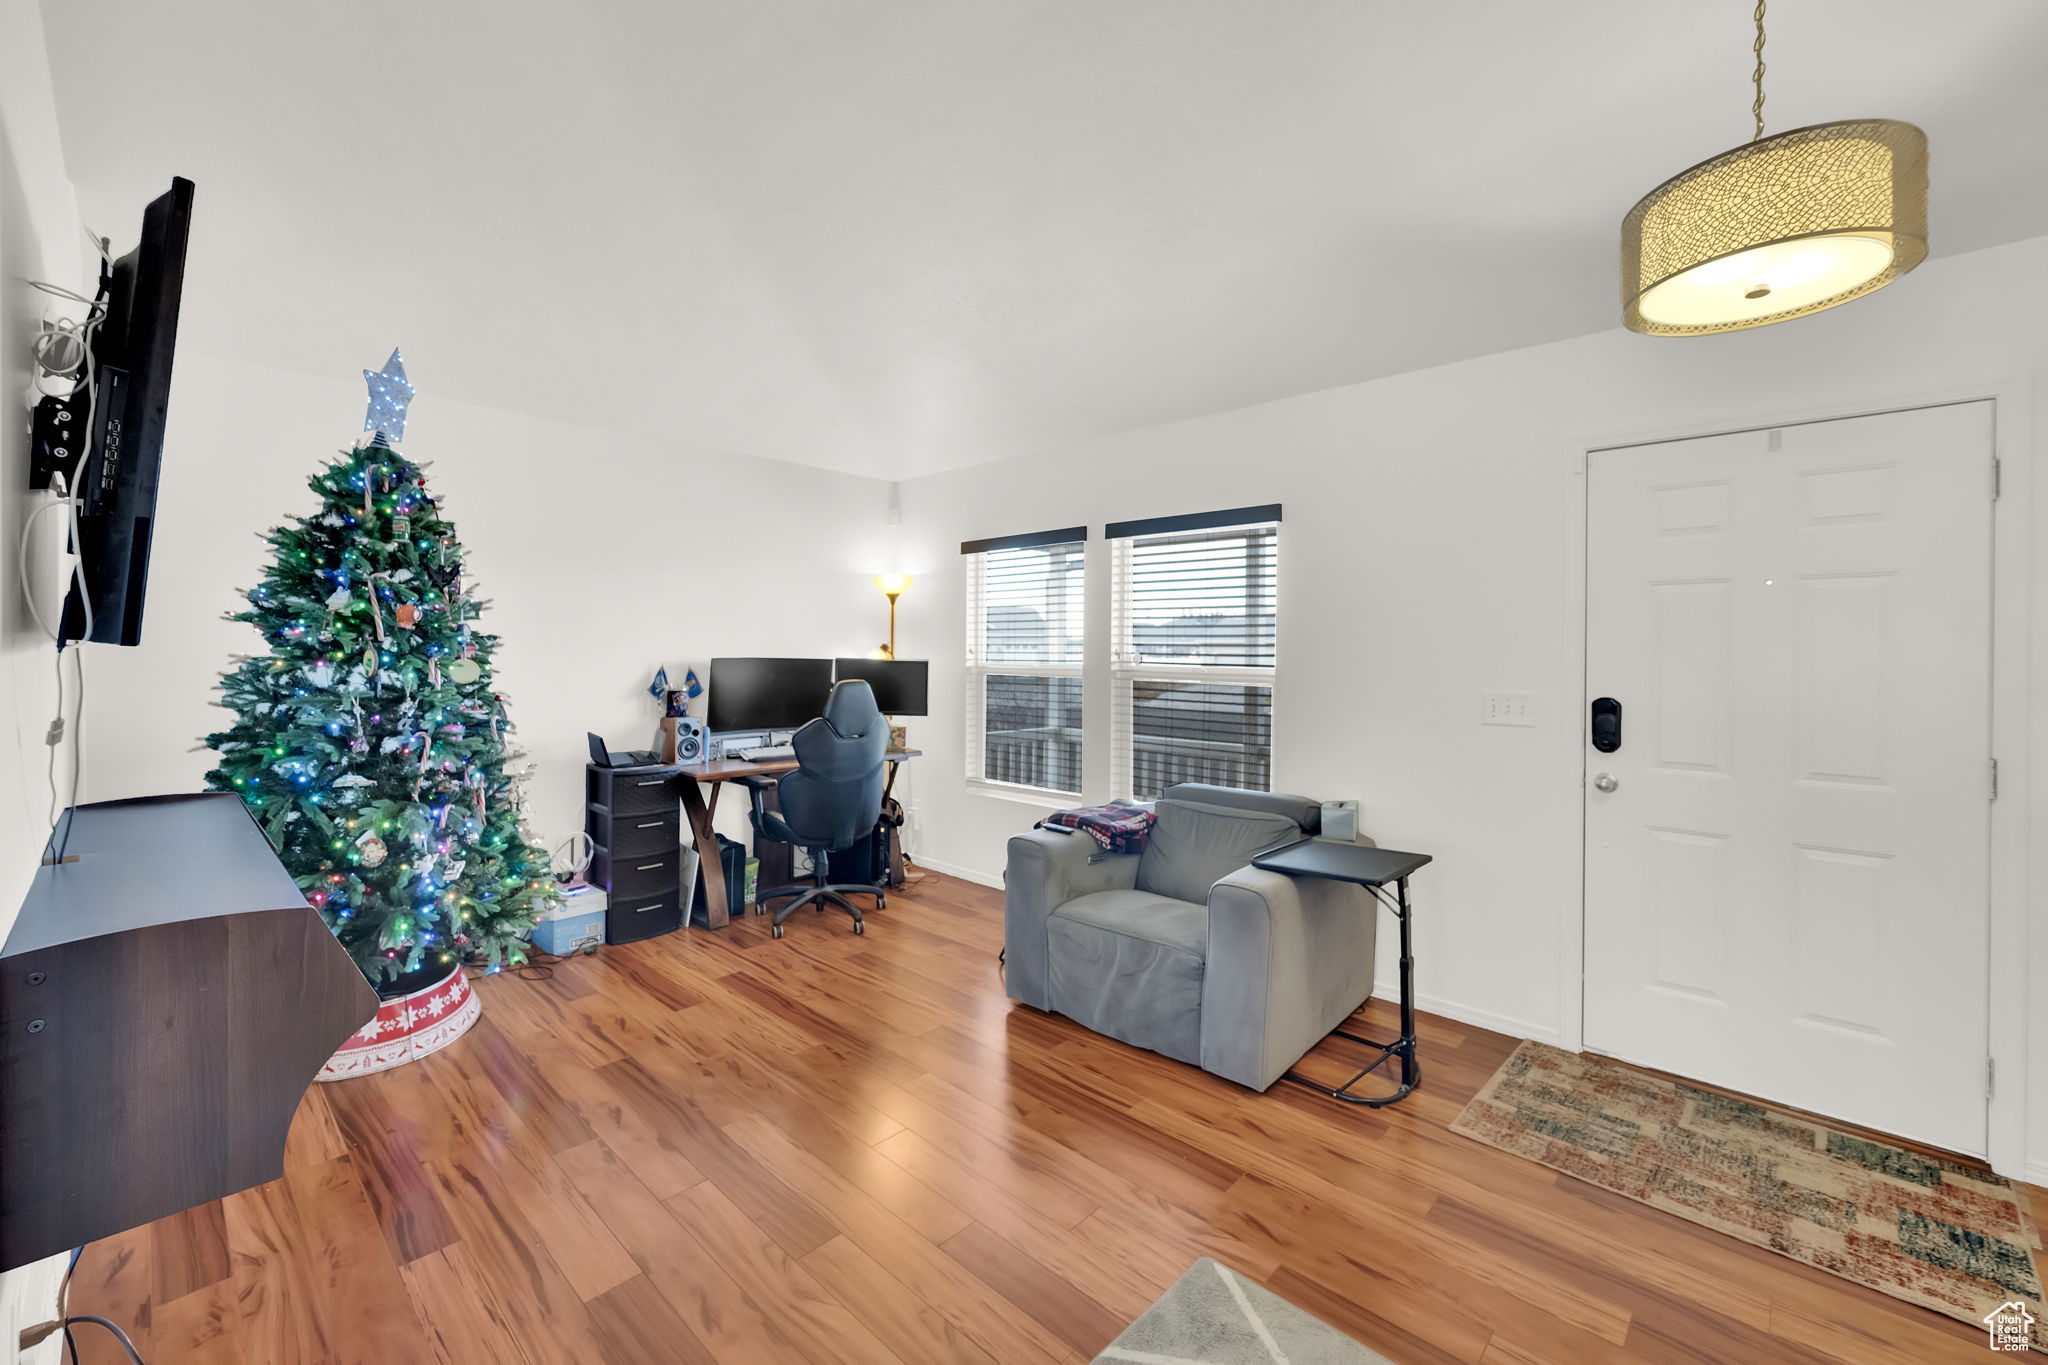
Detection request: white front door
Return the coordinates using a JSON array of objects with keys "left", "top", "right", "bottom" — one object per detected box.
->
[{"left": 1583, "top": 402, "right": 1995, "bottom": 1156}]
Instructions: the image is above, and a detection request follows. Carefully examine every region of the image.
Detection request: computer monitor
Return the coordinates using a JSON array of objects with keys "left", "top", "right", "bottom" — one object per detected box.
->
[
  {"left": 707, "top": 658, "right": 834, "bottom": 732},
  {"left": 833, "top": 658, "right": 929, "bottom": 716}
]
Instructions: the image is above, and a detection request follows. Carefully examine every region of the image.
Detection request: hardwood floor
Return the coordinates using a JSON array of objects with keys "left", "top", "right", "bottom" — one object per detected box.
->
[{"left": 72, "top": 873, "right": 2023, "bottom": 1363}]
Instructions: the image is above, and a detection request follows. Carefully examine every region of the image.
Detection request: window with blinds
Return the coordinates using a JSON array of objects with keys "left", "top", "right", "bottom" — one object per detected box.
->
[
  {"left": 963, "top": 531, "right": 1086, "bottom": 795},
  {"left": 1110, "top": 508, "right": 1279, "bottom": 800}
]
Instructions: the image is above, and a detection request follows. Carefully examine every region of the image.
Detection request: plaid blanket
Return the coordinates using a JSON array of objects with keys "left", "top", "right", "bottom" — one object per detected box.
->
[{"left": 1041, "top": 801, "right": 1155, "bottom": 855}]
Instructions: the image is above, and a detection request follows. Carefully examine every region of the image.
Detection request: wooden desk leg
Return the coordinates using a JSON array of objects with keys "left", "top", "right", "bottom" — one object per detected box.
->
[{"left": 680, "top": 778, "right": 729, "bottom": 929}]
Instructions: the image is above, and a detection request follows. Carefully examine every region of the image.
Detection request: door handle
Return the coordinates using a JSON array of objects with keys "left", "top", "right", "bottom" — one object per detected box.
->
[{"left": 1593, "top": 773, "right": 1619, "bottom": 793}]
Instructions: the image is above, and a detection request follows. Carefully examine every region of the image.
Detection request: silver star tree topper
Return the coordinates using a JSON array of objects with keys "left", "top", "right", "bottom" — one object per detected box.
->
[{"left": 362, "top": 348, "right": 416, "bottom": 444}]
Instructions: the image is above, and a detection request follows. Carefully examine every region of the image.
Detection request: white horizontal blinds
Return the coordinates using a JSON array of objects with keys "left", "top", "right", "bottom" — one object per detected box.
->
[
  {"left": 963, "top": 530, "right": 1086, "bottom": 795},
  {"left": 1123, "top": 523, "right": 1277, "bottom": 667},
  {"left": 978, "top": 543, "right": 1085, "bottom": 666},
  {"left": 1111, "top": 508, "right": 1279, "bottom": 800}
]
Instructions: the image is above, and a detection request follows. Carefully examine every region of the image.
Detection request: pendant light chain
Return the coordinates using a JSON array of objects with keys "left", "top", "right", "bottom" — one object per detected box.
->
[{"left": 1750, "top": 0, "right": 1768, "bottom": 141}]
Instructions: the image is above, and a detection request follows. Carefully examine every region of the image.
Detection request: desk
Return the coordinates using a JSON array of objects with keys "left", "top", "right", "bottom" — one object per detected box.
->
[
  {"left": 1254, "top": 838, "right": 1432, "bottom": 1108},
  {"left": 676, "top": 749, "right": 921, "bottom": 928}
]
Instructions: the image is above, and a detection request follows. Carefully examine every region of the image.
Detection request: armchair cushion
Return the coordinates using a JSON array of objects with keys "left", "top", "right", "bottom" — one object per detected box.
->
[
  {"left": 1047, "top": 889, "right": 1208, "bottom": 1067},
  {"left": 1158, "top": 784, "right": 1323, "bottom": 834},
  {"left": 1052, "top": 888, "right": 1208, "bottom": 958},
  {"left": 1136, "top": 799, "right": 1303, "bottom": 906}
]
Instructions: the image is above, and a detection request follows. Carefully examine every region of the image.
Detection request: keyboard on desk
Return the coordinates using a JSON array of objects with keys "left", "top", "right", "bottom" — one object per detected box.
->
[{"left": 734, "top": 744, "right": 796, "bottom": 762}]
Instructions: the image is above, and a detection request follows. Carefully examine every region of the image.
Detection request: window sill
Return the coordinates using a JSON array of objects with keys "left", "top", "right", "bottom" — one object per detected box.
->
[{"left": 964, "top": 778, "right": 1080, "bottom": 809}]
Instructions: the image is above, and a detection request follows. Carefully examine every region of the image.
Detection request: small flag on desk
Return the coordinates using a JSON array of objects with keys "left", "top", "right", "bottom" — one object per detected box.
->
[
  {"left": 648, "top": 665, "right": 669, "bottom": 701},
  {"left": 682, "top": 668, "right": 703, "bottom": 700}
]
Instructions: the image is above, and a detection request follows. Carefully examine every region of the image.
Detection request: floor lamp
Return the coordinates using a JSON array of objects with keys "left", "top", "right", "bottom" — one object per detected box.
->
[{"left": 873, "top": 573, "right": 911, "bottom": 659}]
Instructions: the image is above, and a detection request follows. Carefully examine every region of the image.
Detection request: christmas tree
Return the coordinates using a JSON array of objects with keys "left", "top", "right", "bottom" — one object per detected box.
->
[{"left": 205, "top": 350, "right": 554, "bottom": 988}]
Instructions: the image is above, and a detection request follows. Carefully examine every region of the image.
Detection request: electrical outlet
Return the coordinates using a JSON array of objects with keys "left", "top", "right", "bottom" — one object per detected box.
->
[{"left": 1481, "top": 691, "right": 1535, "bottom": 727}]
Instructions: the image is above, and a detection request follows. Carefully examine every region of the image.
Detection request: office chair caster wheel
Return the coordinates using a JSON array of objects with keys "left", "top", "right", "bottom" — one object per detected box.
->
[
  {"left": 772, "top": 924, "right": 784, "bottom": 939},
  {"left": 876, "top": 894, "right": 886, "bottom": 909},
  {"left": 853, "top": 920, "right": 865, "bottom": 935}
]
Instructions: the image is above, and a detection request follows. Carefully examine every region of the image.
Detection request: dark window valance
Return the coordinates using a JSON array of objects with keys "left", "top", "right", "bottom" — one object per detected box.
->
[
  {"left": 960, "top": 526, "right": 1088, "bottom": 556},
  {"left": 1105, "top": 504, "right": 1281, "bottom": 540}
]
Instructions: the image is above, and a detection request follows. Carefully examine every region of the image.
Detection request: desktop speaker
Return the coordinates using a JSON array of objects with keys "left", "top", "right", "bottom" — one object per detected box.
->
[{"left": 674, "top": 715, "right": 705, "bottom": 763}]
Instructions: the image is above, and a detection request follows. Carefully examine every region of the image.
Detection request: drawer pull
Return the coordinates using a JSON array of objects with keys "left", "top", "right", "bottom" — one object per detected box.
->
[
  {"left": 636, "top": 820, "right": 664, "bottom": 829},
  {"left": 635, "top": 779, "right": 665, "bottom": 787},
  {"left": 636, "top": 861, "right": 666, "bottom": 872}
]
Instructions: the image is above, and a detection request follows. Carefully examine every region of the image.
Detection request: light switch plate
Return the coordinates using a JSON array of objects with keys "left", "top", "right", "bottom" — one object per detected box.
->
[{"left": 1482, "top": 691, "right": 1535, "bottom": 727}]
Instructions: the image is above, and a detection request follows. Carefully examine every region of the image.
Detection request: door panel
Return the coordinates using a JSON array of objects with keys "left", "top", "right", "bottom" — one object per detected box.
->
[{"left": 1584, "top": 402, "right": 1993, "bottom": 1156}]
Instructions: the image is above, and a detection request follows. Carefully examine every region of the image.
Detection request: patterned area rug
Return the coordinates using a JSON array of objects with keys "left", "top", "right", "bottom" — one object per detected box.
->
[
  {"left": 1454, "top": 1041, "right": 2047, "bottom": 1351},
  {"left": 1094, "top": 1259, "right": 1394, "bottom": 1364}
]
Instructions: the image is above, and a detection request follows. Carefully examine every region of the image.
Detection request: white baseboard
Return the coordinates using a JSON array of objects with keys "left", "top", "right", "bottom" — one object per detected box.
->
[
  {"left": 2021, "top": 1161, "right": 2048, "bottom": 1189},
  {"left": 1374, "top": 980, "right": 1561, "bottom": 1047},
  {"left": 1, "top": 1251, "right": 69, "bottom": 1364},
  {"left": 908, "top": 855, "right": 1003, "bottom": 890}
]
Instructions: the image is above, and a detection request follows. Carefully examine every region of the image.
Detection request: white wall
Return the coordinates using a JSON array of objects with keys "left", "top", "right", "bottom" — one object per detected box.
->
[
  {"left": 894, "top": 234, "right": 2048, "bottom": 1173},
  {"left": 74, "top": 350, "right": 900, "bottom": 857},
  {"left": 0, "top": 0, "right": 87, "bottom": 1347},
  {"left": 0, "top": 0, "right": 83, "bottom": 933}
]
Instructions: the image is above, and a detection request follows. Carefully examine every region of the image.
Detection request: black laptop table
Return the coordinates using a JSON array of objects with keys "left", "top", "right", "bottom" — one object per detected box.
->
[{"left": 1252, "top": 839, "right": 1432, "bottom": 1109}]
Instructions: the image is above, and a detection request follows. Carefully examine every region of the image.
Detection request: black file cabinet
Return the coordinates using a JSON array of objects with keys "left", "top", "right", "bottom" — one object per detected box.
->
[{"left": 584, "top": 764, "right": 684, "bottom": 943}]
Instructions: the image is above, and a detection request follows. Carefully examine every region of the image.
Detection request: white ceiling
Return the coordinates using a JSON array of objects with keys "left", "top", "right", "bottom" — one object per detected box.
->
[{"left": 39, "top": 0, "right": 2048, "bottom": 480}]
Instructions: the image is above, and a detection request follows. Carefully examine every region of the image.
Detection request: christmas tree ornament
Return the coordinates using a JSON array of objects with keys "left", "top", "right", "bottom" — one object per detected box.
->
[
  {"left": 395, "top": 601, "right": 419, "bottom": 630},
  {"left": 445, "top": 657, "right": 481, "bottom": 685},
  {"left": 356, "top": 830, "right": 388, "bottom": 867},
  {"left": 362, "top": 348, "right": 416, "bottom": 444}
]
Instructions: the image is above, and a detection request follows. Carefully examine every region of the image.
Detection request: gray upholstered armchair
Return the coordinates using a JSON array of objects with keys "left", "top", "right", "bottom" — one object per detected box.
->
[{"left": 1003, "top": 783, "right": 1377, "bottom": 1092}]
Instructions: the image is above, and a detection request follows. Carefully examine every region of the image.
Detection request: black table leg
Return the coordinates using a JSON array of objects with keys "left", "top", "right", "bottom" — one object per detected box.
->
[{"left": 1284, "top": 875, "right": 1420, "bottom": 1107}]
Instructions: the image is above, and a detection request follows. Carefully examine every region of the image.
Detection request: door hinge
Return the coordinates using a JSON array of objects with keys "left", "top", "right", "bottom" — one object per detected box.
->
[
  {"left": 1992, "top": 456, "right": 2003, "bottom": 501},
  {"left": 1988, "top": 1056, "right": 1997, "bottom": 1098},
  {"left": 1990, "top": 758, "right": 2000, "bottom": 800}
]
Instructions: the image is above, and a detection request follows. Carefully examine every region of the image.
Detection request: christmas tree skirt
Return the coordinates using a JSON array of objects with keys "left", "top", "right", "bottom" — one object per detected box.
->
[{"left": 317, "top": 964, "right": 479, "bottom": 1081}]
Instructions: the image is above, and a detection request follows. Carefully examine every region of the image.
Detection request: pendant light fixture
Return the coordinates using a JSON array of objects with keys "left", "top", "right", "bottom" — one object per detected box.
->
[{"left": 1622, "top": 1, "right": 1927, "bottom": 335}]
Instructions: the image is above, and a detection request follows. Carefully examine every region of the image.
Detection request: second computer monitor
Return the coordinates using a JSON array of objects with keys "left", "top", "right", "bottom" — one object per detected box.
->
[
  {"left": 707, "top": 657, "right": 835, "bottom": 732},
  {"left": 832, "top": 658, "right": 929, "bottom": 716}
]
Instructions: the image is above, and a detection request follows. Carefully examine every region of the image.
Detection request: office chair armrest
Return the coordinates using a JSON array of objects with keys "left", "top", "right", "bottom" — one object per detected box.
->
[{"left": 734, "top": 774, "right": 778, "bottom": 832}]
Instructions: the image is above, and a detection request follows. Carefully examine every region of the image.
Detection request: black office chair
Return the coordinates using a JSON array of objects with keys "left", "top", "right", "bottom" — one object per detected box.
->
[{"left": 738, "top": 680, "right": 889, "bottom": 938}]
